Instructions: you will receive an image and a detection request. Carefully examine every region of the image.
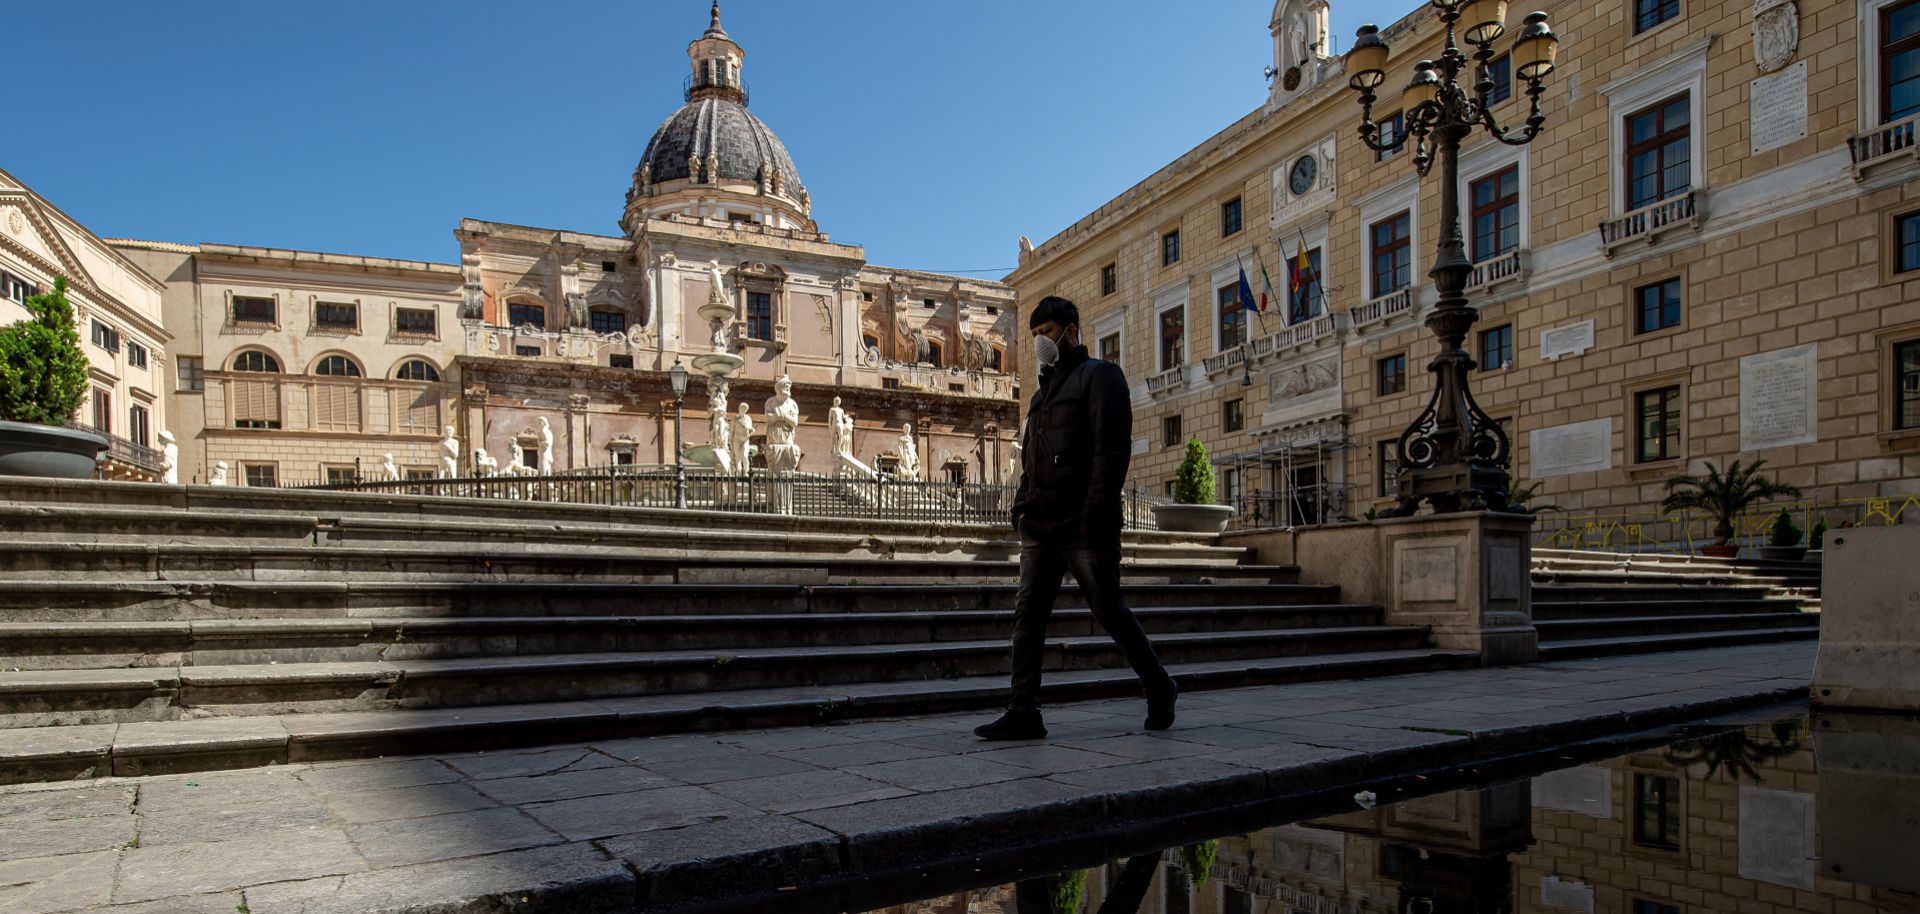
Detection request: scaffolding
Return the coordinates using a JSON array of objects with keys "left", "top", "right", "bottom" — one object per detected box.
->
[{"left": 1216, "top": 417, "right": 1358, "bottom": 529}]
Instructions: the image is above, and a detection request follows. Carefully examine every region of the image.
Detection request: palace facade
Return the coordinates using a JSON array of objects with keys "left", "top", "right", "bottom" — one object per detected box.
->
[{"left": 1008, "top": 0, "right": 1920, "bottom": 540}]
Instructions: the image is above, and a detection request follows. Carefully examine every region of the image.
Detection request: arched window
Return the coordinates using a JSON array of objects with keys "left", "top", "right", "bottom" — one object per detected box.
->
[
  {"left": 313, "top": 355, "right": 362, "bottom": 377},
  {"left": 231, "top": 350, "right": 280, "bottom": 373},
  {"left": 862, "top": 334, "right": 880, "bottom": 351},
  {"left": 395, "top": 359, "right": 440, "bottom": 382},
  {"left": 926, "top": 340, "right": 943, "bottom": 367},
  {"left": 589, "top": 309, "right": 627, "bottom": 335},
  {"left": 508, "top": 301, "right": 546, "bottom": 328}
]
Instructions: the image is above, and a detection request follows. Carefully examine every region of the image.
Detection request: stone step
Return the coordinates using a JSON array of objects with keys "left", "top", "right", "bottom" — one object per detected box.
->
[
  {"left": 0, "top": 541, "right": 1294, "bottom": 585},
  {"left": 1535, "top": 626, "right": 1818, "bottom": 660},
  {"left": 1529, "top": 582, "right": 1777, "bottom": 602},
  {"left": 1533, "top": 611, "right": 1820, "bottom": 641},
  {"left": 1530, "top": 598, "right": 1807, "bottom": 620},
  {"left": 0, "top": 579, "right": 1345, "bottom": 622},
  {"left": 0, "top": 603, "right": 1384, "bottom": 670},
  {"left": 0, "top": 625, "right": 1433, "bottom": 727},
  {"left": 0, "top": 646, "right": 1481, "bottom": 783}
]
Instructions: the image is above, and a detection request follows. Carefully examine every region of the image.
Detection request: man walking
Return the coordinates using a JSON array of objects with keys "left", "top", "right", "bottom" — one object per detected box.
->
[{"left": 975, "top": 296, "right": 1177, "bottom": 741}]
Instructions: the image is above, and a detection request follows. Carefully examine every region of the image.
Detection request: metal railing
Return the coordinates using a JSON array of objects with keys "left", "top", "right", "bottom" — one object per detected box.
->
[
  {"left": 1530, "top": 493, "right": 1918, "bottom": 556},
  {"left": 69, "top": 422, "right": 165, "bottom": 474},
  {"left": 1225, "top": 482, "right": 1361, "bottom": 530}
]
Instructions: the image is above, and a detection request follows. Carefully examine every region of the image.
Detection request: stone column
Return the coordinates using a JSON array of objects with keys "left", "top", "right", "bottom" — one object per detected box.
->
[
  {"left": 566, "top": 393, "right": 592, "bottom": 470},
  {"left": 461, "top": 386, "right": 488, "bottom": 475}
]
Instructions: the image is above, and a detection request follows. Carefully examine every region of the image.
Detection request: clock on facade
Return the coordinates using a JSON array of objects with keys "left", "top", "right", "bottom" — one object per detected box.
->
[{"left": 1288, "top": 154, "right": 1318, "bottom": 196}]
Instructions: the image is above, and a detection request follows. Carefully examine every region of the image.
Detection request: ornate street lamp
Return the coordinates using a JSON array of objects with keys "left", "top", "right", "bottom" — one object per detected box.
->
[
  {"left": 668, "top": 356, "right": 689, "bottom": 509},
  {"left": 1347, "top": 4, "right": 1559, "bottom": 515}
]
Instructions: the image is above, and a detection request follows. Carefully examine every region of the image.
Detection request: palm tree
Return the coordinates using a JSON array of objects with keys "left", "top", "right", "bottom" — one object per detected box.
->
[
  {"left": 1506, "top": 480, "right": 1562, "bottom": 515},
  {"left": 1661, "top": 459, "right": 1801, "bottom": 551}
]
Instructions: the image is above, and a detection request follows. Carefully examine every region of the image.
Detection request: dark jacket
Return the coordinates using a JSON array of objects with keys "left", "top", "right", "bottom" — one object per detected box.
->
[{"left": 1011, "top": 344, "right": 1132, "bottom": 537}]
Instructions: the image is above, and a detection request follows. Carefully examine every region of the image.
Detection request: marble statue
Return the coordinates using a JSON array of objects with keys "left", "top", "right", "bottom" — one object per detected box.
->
[
  {"left": 707, "top": 260, "right": 728, "bottom": 302},
  {"left": 1005, "top": 437, "right": 1022, "bottom": 484},
  {"left": 537, "top": 417, "right": 555, "bottom": 475},
  {"left": 158, "top": 430, "right": 178, "bottom": 485},
  {"left": 828, "top": 397, "right": 852, "bottom": 458},
  {"left": 763, "top": 375, "right": 802, "bottom": 513},
  {"left": 897, "top": 420, "right": 921, "bottom": 482},
  {"left": 441, "top": 426, "right": 460, "bottom": 478},
  {"left": 709, "top": 386, "right": 733, "bottom": 476},
  {"left": 729, "top": 403, "right": 753, "bottom": 476},
  {"left": 382, "top": 453, "right": 399, "bottom": 481},
  {"left": 473, "top": 447, "right": 498, "bottom": 477},
  {"left": 209, "top": 461, "right": 229, "bottom": 486}
]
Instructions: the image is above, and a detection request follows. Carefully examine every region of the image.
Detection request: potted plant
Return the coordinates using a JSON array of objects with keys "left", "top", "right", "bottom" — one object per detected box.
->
[
  {"left": 0, "top": 277, "right": 104, "bottom": 478},
  {"left": 1506, "top": 479, "right": 1562, "bottom": 515},
  {"left": 1756, "top": 508, "right": 1807, "bottom": 562},
  {"left": 1152, "top": 437, "right": 1235, "bottom": 533},
  {"left": 1807, "top": 516, "right": 1828, "bottom": 563},
  {"left": 1660, "top": 459, "right": 1802, "bottom": 559}
]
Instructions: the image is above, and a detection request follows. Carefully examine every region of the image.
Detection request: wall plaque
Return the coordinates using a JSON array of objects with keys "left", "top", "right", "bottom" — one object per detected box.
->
[
  {"left": 1739, "top": 786, "right": 1815, "bottom": 889},
  {"left": 1750, "top": 60, "right": 1808, "bottom": 154},
  {"left": 1740, "top": 343, "right": 1817, "bottom": 450},
  {"left": 1530, "top": 418, "right": 1612, "bottom": 478},
  {"left": 1540, "top": 320, "right": 1595, "bottom": 360}
]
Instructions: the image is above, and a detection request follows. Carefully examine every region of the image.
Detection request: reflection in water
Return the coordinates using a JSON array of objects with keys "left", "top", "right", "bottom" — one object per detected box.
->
[{"left": 871, "top": 712, "right": 1920, "bottom": 914}]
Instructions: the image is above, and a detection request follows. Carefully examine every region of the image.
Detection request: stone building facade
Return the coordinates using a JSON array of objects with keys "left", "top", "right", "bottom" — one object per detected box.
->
[
  {"left": 0, "top": 167, "right": 172, "bottom": 481},
  {"left": 1008, "top": 0, "right": 1920, "bottom": 540},
  {"left": 110, "top": 3, "right": 1018, "bottom": 487}
]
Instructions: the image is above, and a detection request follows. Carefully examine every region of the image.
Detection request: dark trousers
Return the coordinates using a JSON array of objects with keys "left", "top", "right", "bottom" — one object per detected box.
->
[{"left": 1008, "top": 523, "right": 1169, "bottom": 710}]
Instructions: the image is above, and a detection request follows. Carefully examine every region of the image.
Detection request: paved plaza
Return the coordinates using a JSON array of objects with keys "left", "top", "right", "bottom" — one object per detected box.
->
[{"left": 0, "top": 641, "right": 1813, "bottom": 914}]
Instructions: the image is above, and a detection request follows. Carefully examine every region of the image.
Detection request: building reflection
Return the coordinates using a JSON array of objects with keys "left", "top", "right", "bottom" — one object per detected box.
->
[{"left": 868, "top": 715, "right": 1920, "bottom": 914}]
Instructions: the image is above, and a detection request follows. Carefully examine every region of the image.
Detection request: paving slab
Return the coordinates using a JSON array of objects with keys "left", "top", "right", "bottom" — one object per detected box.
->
[
  {"left": 437, "top": 745, "right": 627, "bottom": 780},
  {"left": 114, "top": 830, "right": 365, "bottom": 903},
  {"left": 600, "top": 815, "right": 844, "bottom": 907},
  {"left": 243, "top": 841, "right": 633, "bottom": 914},
  {"left": 701, "top": 767, "right": 916, "bottom": 814},
  {"left": 470, "top": 763, "right": 677, "bottom": 806},
  {"left": 319, "top": 780, "right": 500, "bottom": 825},
  {"left": 0, "top": 849, "right": 117, "bottom": 911},
  {"left": 522, "top": 784, "right": 758, "bottom": 842},
  {"left": 346, "top": 806, "right": 563, "bottom": 866}
]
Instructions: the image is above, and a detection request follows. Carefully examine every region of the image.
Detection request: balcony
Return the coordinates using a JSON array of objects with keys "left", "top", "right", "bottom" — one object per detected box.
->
[
  {"left": 70, "top": 422, "right": 165, "bottom": 477},
  {"left": 1466, "top": 249, "right": 1529, "bottom": 292},
  {"left": 1599, "top": 190, "right": 1702, "bottom": 256},
  {"left": 1347, "top": 288, "right": 1413, "bottom": 330},
  {"left": 1848, "top": 112, "right": 1920, "bottom": 178},
  {"left": 1145, "top": 366, "right": 1187, "bottom": 397},
  {"left": 1248, "top": 312, "right": 1342, "bottom": 360},
  {"left": 1201, "top": 346, "right": 1246, "bottom": 378}
]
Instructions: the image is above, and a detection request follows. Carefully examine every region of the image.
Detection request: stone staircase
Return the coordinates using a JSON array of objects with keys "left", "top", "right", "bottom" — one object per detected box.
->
[
  {"left": 0, "top": 478, "right": 1474, "bottom": 783},
  {"left": 1530, "top": 548, "right": 1821, "bottom": 658}
]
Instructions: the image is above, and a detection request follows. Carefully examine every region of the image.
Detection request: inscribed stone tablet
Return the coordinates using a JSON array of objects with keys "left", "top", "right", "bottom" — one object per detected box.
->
[
  {"left": 1740, "top": 343, "right": 1817, "bottom": 451},
  {"left": 1750, "top": 60, "right": 1808, "bottom": 154},
  {"left": 1534, "top": 766, "right": 1612, "bottom": 817},
  {"left": 1739, "top": 786, "right": 1815, "bottom": 889},
  {"left": 1530, "top": 418, "right": 1612, "bottom": 478},
  {"left": 1540, "top": 320, "right": 1595, "bottom": 360}
]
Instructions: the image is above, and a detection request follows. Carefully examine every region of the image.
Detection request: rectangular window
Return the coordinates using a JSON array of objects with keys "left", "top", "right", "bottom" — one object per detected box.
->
[
  {"left": 1471, "top": 166, "right": 1521, "bottom": 262},
  {"left": 1485, "top": 54, "right": 1512, "bottom": 104},
  {"left": 514, "top": 345, "right": 541, "bottom": 357},
  {"left": 232, "top": 295, "right": 275, "bottom": 324},
  {"left": 1217, "top": 284, "right": 1246, "bottom": 351},
  {"left": 1636, "top": 0, "right": 1680, "bottom": 33},
  {"left": 1101, "top": 262, "right": 1117, "bottom": 296},
  {"left": 601, "top": 261, "right": 617, "bottom": 273},
  {"left": 1224, "top": 888, "right": 1254, "bottom": 914},
  {"left": 315, "top": 301, "right": 357, "bottom": 330},
  {"left": 326, "top": 466, "right": 359, "bottom": 485},
  {"left": 1635, "top": 278, "right": 1683, "bottom": 333},
  {"left": 1163, "top": 414, "right": 1182, "bottom": 448},
  {"left": 927, "top": 340, "right": 943, "bottom": 367},
  {"left": 1376, "top": 111, "right": 1405, "bottom": 160},
  {"left": 609, "top": 354, "right": 634, "bottom": 369},
  {"left": 128, "top": 404, "right": 150, "bottom": 448},
  {"left": 92, "top": 388, "right": 112, "bottom": 433},
  {"left": 1480, "top": 324, "right": 1514, "bottom": 370},
  {"left": 1899, "top": 212, "right": 1920, "bottom": 272},
  {"left": 1223, "top": 398, "right": 1244, "bottom": 433},
  {"left": 881, "top": 377, "right": 901, "bottom": 390},
  {"left": 1159, "top": 306, "right": 1185, "bottom": 370},
  {"left": 394, "top": 307, "right": 436, "bottom": 335},
  {"left": 1378, "top": 439, "right": 1401, "bottom": 497},
  {"left": 509, "top": 302, "right": 547, "bottom": 327},
  {"left": 1635, "top": 385, "right": 1682, "bottom": 463},
  {"left": 1162, "top": 229, "right": 1181, "bottom": 267},
  {"left": 126, "top": 341, "right": 148, "bottom": 369},
  {"left": 746, "top": 291, "right": 773, "bottom": 341},
  {"left": 405, "top": 467, "right": 438, "bottom": 480},
  {"left": 590, "top": 310, "right": 627, "bottom": 334},
  {"left": 176, "top": 356, "right": 204, "bottom": 393},
  {"left": 243, "top": 464, "right": 278, "bottom": 488},
  {"left": 1896, "top": 339, "right": 1920, "bottom": 429},
  {"left": 90, "top": 319, "right": 121, "bottom": 354},
  {"left": 1378, "top": 354, "right": 1408, "bottom": 395},
  {"left": 1098, "top": 332, "right": 1121, "bottom": 364},
  {"left": 1288, "top": 247, "right": 1324, "bottom": 323},
  {"left": 1633, "top": 772, "right": 1682, "bottom": 848},
  {"left": 1, "top": 271, "right": 39, "bottom": 304},
  {"left": 988, "top": 347, "right": 1003, "bottom": 371},
  {"left": 1632, "top": 901, "right": 1680, "bottom": 914},
  {"left": 1626, "top": 95, "right": 1691, "bottom": 211},
  {"left": 1886, "top": 0, "right": 1920, "bottom": 121},
  {"left": 1371, "top": 212, "right": 1412, "bottom": 296},
  {"left": 1221, "top": 197, "right": 1243, "bottom": 236}
]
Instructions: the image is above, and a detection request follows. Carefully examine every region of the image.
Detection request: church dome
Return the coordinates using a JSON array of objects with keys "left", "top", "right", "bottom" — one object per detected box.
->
[{"left": 637, "top": 96, "right": 804, "bottom": 194}]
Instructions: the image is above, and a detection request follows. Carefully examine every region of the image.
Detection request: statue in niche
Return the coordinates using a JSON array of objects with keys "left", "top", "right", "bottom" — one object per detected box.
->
[
  {"left": 209, "top": 461, "right": 229, "bottom": 486},
  {"left": 729, "top": 402, "right": 753, "bottom": 476},
  {"left": 565, "top": 293, "right": 589, "bottom": 330},
  {"left": 538, "top": 417, "right": 555, "bottom": 474},
  {"left": 473, "top": 447, "right": 499, "bottom": 477},
  {"left": 763, "top": 375, "right": 802, "bottom": 513},
  {"left": 1288, "top": 11, "right": 1309, "bottom": 65},
  {"left": 441, "top": 426, "right": 460, "bottom": 478},
  {"left": 896, "top": 421, "right": 921, "bottom": 482},
  {"left": 710, "top": 385, "right": 733, "bottom": 476},
  {"left": 382, "top": 453, "right": 400, "bottom": 481},
  {"left": 159, "top": 431, "right": 178, "bottom": 485}
]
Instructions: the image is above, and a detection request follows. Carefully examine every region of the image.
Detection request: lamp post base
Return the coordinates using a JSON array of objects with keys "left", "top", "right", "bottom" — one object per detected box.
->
[{"left": 1387, "top": 462, "right": 1512, "bottom": 517}]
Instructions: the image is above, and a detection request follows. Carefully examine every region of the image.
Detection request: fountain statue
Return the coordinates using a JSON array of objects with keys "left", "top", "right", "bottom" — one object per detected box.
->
[{"left": 763, "top": 375, "right": 802, "bottom": 513}]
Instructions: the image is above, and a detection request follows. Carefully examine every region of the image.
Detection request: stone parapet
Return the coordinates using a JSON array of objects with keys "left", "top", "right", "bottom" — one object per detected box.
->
[{"left": 1812, "top": 523, "right": 1920, "bottom": 712}]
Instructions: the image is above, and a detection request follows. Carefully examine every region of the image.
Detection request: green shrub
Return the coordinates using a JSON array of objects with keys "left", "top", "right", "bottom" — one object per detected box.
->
[
  {"left": 1180, "top": 840, "right": 1218, "bottom": 887},
  {"left": 1172, "top": 438, "right": 1215, "bottom": 505},
  {"left": 1042, "top": 869, "right": 1087, "bottom": 914},
  {"left": 1766, "top": 509, "right": 1802, "bottom": 547},
  {"left": 0, "top": 277, "right": 89, "bottom": 426},
  {"left": 1809, "top": 516, "right": 1828, "bottom": 550}
]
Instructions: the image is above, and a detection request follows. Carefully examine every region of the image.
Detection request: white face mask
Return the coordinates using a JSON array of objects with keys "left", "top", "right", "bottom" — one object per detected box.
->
[{"left": 1032, "top": 328, "right": 1074, "bottom": 369}]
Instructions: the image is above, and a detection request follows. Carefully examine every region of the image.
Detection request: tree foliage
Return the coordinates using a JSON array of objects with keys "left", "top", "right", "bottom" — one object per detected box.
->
[
  {"left": 0, "top": 277, "right": 90, "bottom": 426},
  {"left": 1172, "top": 437, "right": 1216, "bottom": 505}
]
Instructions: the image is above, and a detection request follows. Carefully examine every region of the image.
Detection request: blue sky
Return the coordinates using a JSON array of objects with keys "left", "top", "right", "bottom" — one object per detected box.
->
[{"left": 8, "top": 0, "right": 1416, "bottom": 278}]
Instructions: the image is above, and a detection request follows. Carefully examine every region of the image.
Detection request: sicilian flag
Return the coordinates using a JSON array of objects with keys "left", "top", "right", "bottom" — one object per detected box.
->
[
  {"left": 1237, "top": 267, "right": 1260, "bottom": 315},
  {"left": 1257, "top": 256, "right": 1278, "bottom": 314},
  {"left": 1288, "top": 242, "right": 1316, "bottom": 324}
]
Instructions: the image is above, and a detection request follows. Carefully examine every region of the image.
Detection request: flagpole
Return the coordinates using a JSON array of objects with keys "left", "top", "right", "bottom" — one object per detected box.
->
[{"left": 1293, "top": 225, "right": 1326, "bottom": 319}]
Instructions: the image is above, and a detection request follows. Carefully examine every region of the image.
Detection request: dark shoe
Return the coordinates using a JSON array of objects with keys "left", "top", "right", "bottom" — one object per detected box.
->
[
  {"left": 1145, "top": 678, "right": 1179, "bottom": 731},
  {"left": 974, "top": 708, "right": 1047, "bottom": 741}
]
